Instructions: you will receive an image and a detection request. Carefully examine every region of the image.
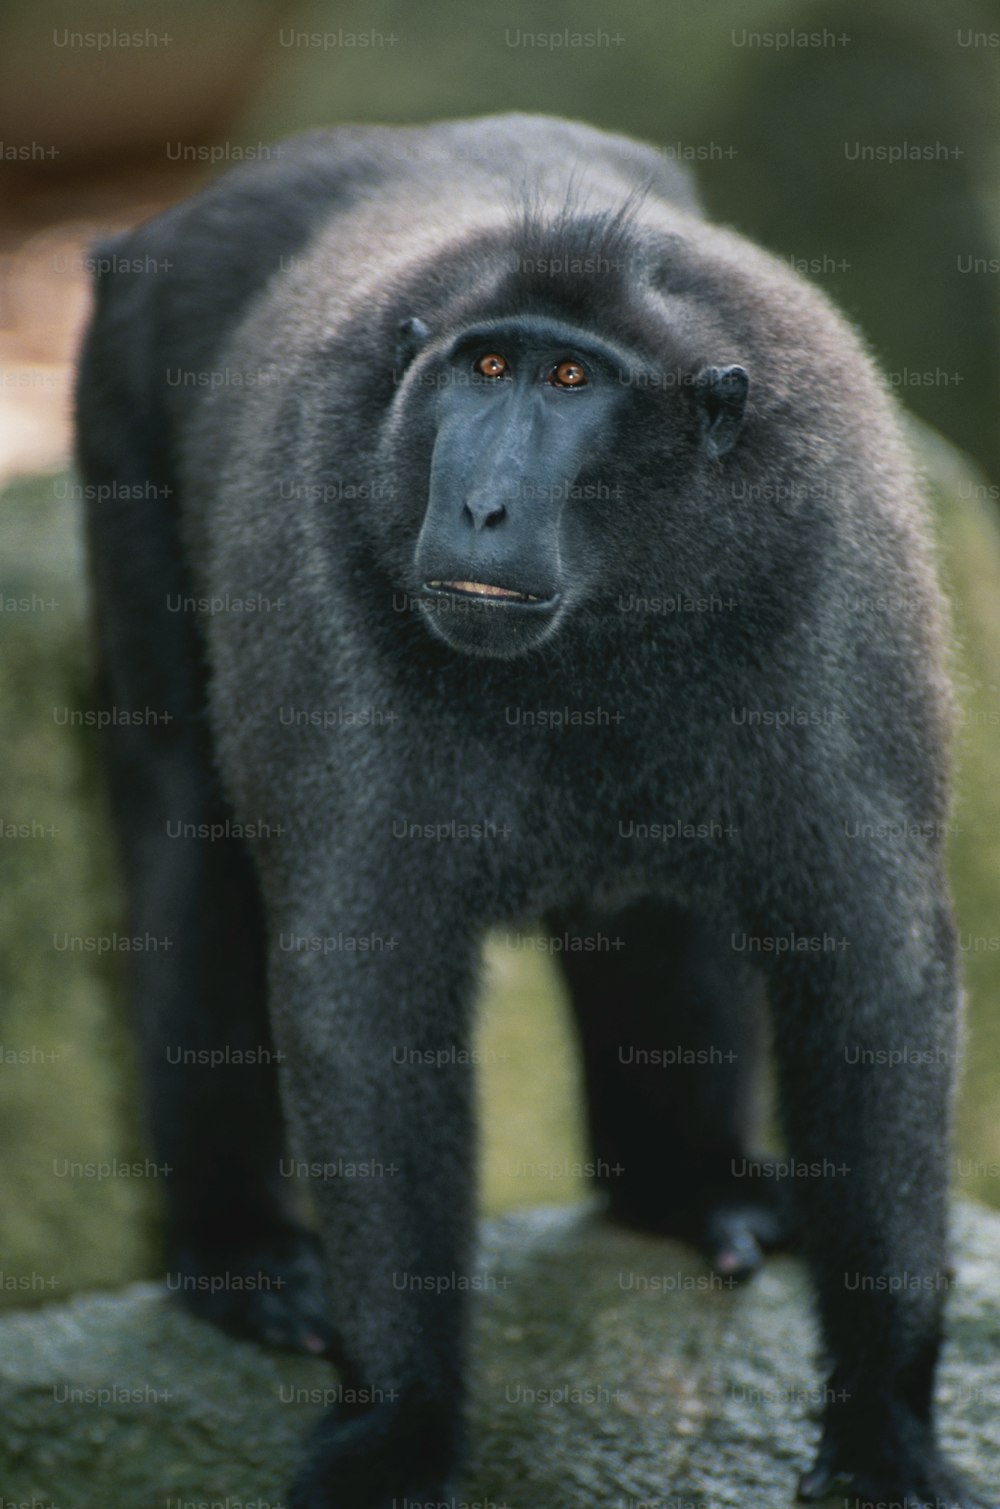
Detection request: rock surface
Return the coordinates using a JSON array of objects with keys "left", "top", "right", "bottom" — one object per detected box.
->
[{"left": 2, "top": 1201, "right": 999, "bottom": 1508}]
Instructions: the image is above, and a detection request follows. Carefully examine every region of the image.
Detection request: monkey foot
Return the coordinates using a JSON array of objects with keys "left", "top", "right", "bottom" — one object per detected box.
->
[
  {"left": 700, "top": 1196, "right": 792, "bottom": 1281},
  {"left": 168, "top": 1224, "right": 335, "bottom": 1355},
  {"left": 797, "top": 1426, "right": 993, "bottom": 1508},
  {"left": 606, "top": 1158, "right": 799, "bottom": 1282}
]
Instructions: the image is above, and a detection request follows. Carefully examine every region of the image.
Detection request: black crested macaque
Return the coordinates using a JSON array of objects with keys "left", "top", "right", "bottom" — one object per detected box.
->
[{"left": 75, "top": 115, "right": 987, "bottom": 1508}]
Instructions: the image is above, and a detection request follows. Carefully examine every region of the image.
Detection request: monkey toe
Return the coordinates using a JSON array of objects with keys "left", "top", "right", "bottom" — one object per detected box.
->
[
  {"left": 701, "top": 1181, "right": 799, "bottom": 1279},
  {"left": 702, "top": 1210, "right": 766, "bottom": 1281}
]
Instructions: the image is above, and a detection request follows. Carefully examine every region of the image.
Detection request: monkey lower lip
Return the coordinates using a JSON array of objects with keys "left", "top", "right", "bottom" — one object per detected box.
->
[{"left": 426, "top": 579, "right": 547, "bottom": 604}]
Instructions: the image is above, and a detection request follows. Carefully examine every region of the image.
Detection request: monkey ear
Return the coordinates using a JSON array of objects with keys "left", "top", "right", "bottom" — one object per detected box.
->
[
  {"left": 693, "top": 364, "right": 749, "bottom": 459},
  {"left": 395, "top": 316, "right": 431, "bottom": 373}
]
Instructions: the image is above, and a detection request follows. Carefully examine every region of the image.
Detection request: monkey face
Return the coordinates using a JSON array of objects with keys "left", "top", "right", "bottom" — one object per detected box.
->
[{"left": 384, "top": 310, "right": 748, "bottom": 660}]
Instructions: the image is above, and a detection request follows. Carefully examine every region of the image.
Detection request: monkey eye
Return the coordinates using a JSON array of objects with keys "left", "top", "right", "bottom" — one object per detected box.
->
[
  {"left": 549, "top": 359, "right": 588, "bottom": 388},
  {"left": 475, "top": 352, "right": 509, "bottom": 379}
]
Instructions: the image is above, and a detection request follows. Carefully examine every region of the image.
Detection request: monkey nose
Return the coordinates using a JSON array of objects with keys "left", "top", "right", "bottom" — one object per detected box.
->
[{"left": 462, "top": 497, "right": 508, "bottom": 531}]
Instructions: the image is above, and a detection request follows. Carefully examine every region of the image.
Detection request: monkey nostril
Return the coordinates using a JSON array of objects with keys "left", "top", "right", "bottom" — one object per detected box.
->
[{"left": 463, "top": 500, "right": 508, "bottom": 531}]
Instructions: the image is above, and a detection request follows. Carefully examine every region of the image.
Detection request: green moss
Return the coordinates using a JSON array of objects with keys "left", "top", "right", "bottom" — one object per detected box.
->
[
  {"left": 0, "top": 475, "right": 158, "bottom": 1304},
  {"left": 923, "top": 430, "right": 1000, "bottom": 1204}
]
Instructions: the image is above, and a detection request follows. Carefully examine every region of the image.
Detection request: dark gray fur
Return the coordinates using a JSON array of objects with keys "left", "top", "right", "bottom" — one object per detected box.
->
[{"left": 75, "top": 115, "right": 987, "bottom": 1507}]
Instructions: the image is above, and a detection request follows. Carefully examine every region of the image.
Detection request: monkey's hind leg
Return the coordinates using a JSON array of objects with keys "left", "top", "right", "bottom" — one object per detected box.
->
[
  {"left": 83, "top": 437, "right": 333, "bottom": 1355},
  {"left": 104, "top": 707, "right": 334, "bottom": 1355},
  {"left": 551, "top": 900, "right": 796, "bottom": 1279}
]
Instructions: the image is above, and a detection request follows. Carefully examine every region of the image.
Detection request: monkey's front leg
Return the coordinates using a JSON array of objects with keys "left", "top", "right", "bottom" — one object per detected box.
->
[
  {"left": 769, "top": 882, "right": 990, "bottom": 1509},
  {"left": 265, "top": 873, "right": 481, "bottom": 1509}
]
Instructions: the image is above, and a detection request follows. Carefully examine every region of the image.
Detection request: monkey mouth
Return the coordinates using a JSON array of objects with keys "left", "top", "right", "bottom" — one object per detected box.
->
[
  {"left": 425, "top": 579, "right": 554, "bottom": 606},
  {"left": 416, "top": 577, "right": 566, "bottom": 654}
]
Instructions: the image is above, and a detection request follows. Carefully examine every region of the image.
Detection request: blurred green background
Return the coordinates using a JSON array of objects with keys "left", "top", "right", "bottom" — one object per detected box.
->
[{"left": 1, "top": 0, "right": 998, "bottom": 1303}]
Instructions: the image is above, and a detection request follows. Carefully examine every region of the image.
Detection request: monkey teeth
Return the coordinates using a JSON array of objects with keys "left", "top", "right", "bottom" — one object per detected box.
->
[{"left": 429, "top": 579, "right": 540, "bottom": 602}]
